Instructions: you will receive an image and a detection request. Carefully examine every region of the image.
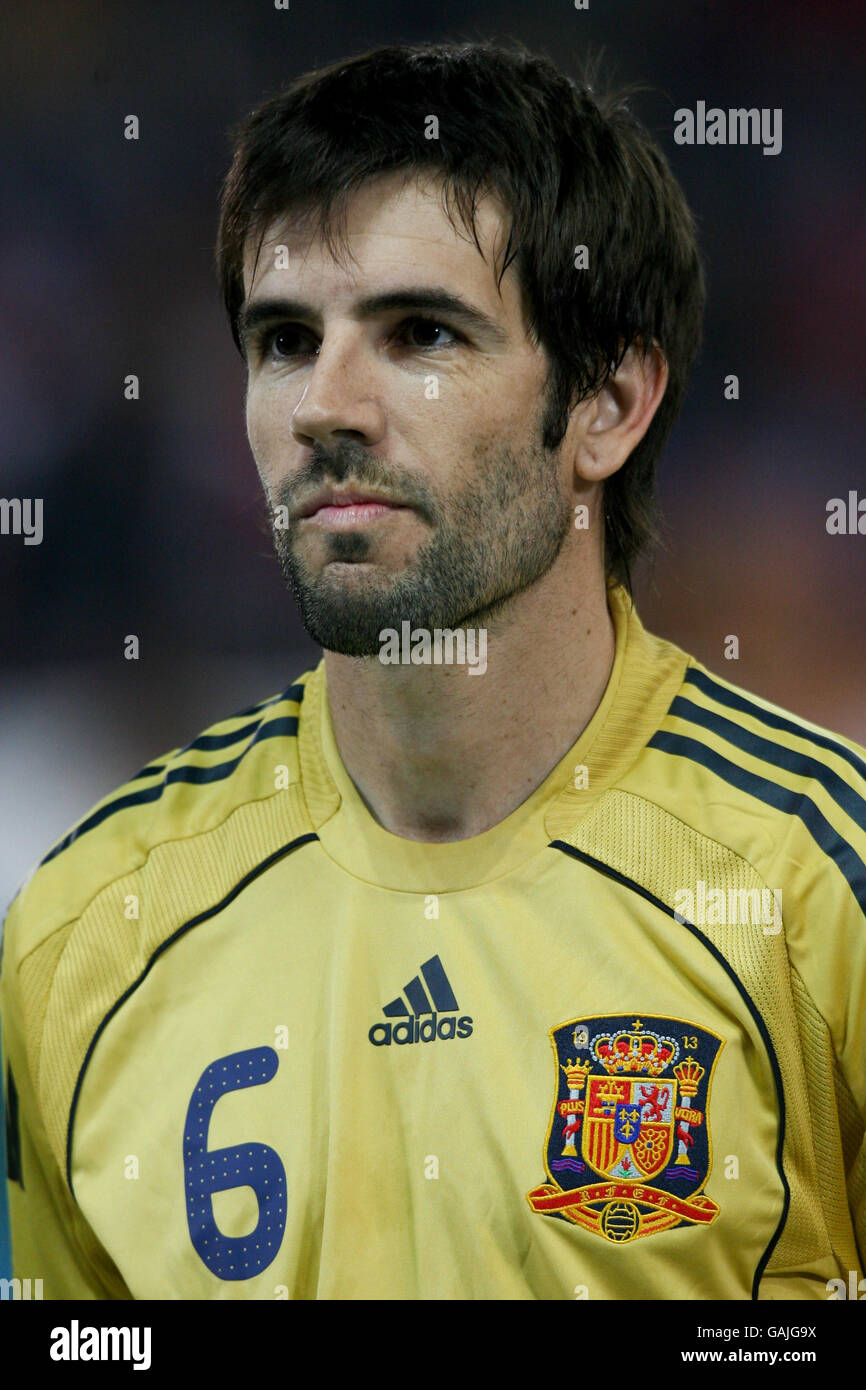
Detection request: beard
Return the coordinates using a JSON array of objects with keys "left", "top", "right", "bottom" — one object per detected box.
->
[{"left": 266, "top": 399, "right": 573, "bottom": 657}]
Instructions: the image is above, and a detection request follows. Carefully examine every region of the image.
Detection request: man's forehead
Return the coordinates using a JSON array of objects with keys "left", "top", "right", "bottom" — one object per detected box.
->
[{"left": 241, "top": 172, "right": 512, "bottom": 301}]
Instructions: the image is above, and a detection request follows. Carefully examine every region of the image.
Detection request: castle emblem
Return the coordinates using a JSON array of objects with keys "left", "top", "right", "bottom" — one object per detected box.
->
[{"left": 527, "top": 1014, "right": 724, "bottom": 1243}]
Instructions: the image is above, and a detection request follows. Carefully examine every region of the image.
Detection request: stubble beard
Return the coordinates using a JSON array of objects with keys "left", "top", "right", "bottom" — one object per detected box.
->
[{"left": 267, "top": 411, "right": 573, "bottom": 657}]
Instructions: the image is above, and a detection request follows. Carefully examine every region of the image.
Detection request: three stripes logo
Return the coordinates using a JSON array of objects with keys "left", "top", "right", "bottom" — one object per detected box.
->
[{"left": 368, "top": 955, "right": 473, "bottom": 1046}]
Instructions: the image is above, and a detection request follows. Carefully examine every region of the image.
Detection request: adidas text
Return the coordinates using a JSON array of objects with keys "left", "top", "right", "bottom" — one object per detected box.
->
[{"left": 369, "top": 1014, "right": 474, "bottom": 1046}]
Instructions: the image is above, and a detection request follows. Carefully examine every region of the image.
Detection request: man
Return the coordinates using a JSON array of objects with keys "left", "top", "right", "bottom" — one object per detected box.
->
[{"left": 2, "top": 41, "right": 863, "bottom": 1301}]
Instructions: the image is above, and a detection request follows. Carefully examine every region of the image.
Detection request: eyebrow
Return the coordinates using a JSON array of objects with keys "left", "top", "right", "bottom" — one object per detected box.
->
[{"left": 237, "top": 287, "right": 510, "bottom": 352}]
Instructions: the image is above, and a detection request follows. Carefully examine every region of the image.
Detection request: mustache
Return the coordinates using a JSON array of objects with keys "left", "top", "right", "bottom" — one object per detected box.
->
[{"left": 272, "top": 440, "right": 440, "bottom": 525}]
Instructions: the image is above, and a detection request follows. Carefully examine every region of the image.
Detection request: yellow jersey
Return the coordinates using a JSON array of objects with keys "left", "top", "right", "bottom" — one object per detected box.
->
[{"left": 2, "top": 585, "right": 864, "bottom": 1299}]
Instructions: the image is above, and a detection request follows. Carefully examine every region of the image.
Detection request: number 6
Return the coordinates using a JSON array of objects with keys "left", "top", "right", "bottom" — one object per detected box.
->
[{"left": 183, "top": 1047, "right": 287, "bottom": 1281}]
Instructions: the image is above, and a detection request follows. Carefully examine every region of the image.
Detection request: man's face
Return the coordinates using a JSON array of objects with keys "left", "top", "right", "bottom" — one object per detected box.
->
[{"left": 241, "top": 173, "right": 575, "bottom": 655}]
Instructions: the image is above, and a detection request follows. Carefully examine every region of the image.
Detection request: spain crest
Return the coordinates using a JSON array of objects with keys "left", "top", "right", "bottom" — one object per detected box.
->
[{"left": 527, "top": 1014, "right": 724, "bottom": 1243}]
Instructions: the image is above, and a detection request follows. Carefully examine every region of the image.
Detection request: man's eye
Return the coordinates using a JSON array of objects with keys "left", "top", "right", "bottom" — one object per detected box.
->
[
  {"left": 261, "top": 326, "right": 316, "bottom": 360},
  {"left": 399, "top": 317, "right": 459, "bottom": 349},
  {"left": 255, "top": 317, "right": 459, "bottom": 362}
]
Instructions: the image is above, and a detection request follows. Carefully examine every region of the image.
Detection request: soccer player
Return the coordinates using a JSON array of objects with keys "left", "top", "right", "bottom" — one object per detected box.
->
[{"left": 2, "top": 41, "right": 864, "bottom": 1301}]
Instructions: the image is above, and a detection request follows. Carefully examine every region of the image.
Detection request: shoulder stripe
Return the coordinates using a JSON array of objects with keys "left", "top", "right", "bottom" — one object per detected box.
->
[
  {"left": 39, "top": 685, "right": 305, "bottom": 869},
  {"left": 684, "top": 668, "right": 866, "bottom": 782},
  {"left": 163, "top": 716, "right": 299, "bottom": 786},
  {"left": 177, "top": 688, "right": 302, "bottom": 757},
  {"left": 648, "top": 730, "right": 866, "bottom": 916},
  {"left": 40, "top": 785, "right": 165, "bottom": 867},
  {"left": 130, "top": 762, "right": 173, "bottom": 782},
  {"left": 126, "top": 688, "right": 301, "bottom": 783},
  {"left": 230, "top": 690, "right": 295, "bottom": 720},
  {"left": 669, "top": 695, "right": 866, "bottom": 831}
]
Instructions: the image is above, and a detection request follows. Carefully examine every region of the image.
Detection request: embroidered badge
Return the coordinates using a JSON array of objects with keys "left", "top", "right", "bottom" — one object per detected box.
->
[{"left": 527, "top": 1014, "right": 724, "bottom": 1243}]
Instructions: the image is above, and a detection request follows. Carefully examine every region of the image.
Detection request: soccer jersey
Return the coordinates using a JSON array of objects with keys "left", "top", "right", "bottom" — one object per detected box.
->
[{"left": 2, "top": 584, "right": 864, "bottom": 1300}]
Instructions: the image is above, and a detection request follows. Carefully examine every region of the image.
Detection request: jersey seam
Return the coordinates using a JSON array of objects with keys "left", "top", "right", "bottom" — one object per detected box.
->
[
  {"left": 610, "top": 783, "right": 790, "bottom": 920},
  {"left": 618, "top": 782, "right": 863, "bottom": 1092},
  {"left": 64, "top": 831, "right": 319, "bottom": 1195},
  {"left": 6, "top": 939, "right": 116, "bottom": 1285},
  {"left": 13, "top": 780, "right": 311, "bottom": 979},
  {"left": 788, "top": 962, "right": 866, "bottom": 1134}
]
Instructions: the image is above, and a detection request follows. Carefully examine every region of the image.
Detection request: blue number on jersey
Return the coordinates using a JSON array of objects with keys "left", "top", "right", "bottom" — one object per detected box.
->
[{"left": 183, "top": 1047, "right": 287, "bottom": 1281}]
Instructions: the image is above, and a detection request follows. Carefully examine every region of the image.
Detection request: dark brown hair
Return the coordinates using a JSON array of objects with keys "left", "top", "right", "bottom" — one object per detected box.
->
[{"left": 216, "top": 40, "right": 705, "bottom": 591}]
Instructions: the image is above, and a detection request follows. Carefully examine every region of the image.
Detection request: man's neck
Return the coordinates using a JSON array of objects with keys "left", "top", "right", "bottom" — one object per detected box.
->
[{"left": 323, "top": 562, "right": 616, "bottom": 842}]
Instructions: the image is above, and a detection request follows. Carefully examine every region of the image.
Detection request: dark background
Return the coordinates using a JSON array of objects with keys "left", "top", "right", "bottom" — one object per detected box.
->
[{"left": 1, "top": 0, "right": 864, "bottom": 914}]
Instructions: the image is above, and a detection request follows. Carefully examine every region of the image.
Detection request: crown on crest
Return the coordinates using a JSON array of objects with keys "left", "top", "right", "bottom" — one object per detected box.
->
[
  {"left": 560, "top": 1057, "right": 591, "bottom": 1089},
  {"left": 591, "top": 1019, "right": 679, "bottom": 1076},
  {"left": 673, "top": 1055, "right": 705, "bottom": 1096}
]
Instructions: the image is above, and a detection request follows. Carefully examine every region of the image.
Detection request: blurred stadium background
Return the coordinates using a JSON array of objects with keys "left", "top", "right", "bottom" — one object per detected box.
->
[{"left": 1, "top": 0, "right": 864, "bottom": 1281}]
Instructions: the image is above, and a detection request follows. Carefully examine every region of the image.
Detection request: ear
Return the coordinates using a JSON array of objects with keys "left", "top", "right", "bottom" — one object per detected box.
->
[{"left": 571, "top": 342, "right": 669, "bottom": 484}]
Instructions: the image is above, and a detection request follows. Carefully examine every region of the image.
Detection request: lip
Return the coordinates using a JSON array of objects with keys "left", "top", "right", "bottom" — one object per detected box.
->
[
  {"left": 303, "top": 500, "right": 406, "bottom": 528},
  {"left": 296, "top": 488, "right": 408, "bottom": 522}
]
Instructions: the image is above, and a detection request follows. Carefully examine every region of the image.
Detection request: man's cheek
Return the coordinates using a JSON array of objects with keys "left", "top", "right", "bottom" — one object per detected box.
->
[
  {"left": 244, "top": 396, "right": 260, "bottom": 455},
  {"left": 245, "top": 400, "right": 276, "bottom": 475}
]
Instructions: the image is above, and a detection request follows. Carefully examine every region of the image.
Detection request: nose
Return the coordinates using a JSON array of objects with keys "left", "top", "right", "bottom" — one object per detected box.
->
[{"left": 291, "top": 330, "right": 386, "bottom": 449}]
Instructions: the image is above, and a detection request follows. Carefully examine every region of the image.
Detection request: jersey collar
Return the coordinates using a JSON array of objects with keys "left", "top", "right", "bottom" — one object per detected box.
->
[{"left": 296, "top": 585, "right": 688, "bottom": 892}]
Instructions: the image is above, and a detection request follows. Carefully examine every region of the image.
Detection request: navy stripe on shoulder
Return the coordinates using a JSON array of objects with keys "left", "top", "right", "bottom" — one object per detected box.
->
[
  {"left": 233, "top": 686, "right": 304, "bottom": 719},
  {"left": 163, "top": 716, "right": 299, "bottom": 787},
  {"left": 39, "top": 684, "right": 306, "bottom": 868},
  {"left": 125, "top": 687, "right": 303, "bottom": 783},
  {"left": 684, "top": 668, "right": 866, "bottom": 783},
  {"left": 669, "top": 695, "right": 866, "bottom": 833},
  {"left": 130, "top": 762, "right": 170, "bottom": 782},
  {"left": 648, "top": 730, "right": 866, "bottom": 916},
  {"left": 40, "top": 786, "right": 166, "bottom": 866}
]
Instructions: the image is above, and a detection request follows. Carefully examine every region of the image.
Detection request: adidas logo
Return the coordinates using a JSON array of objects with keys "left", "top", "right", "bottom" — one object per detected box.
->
[{"left": 368, "top": 955, "right": 473, "bottom": 1046}]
